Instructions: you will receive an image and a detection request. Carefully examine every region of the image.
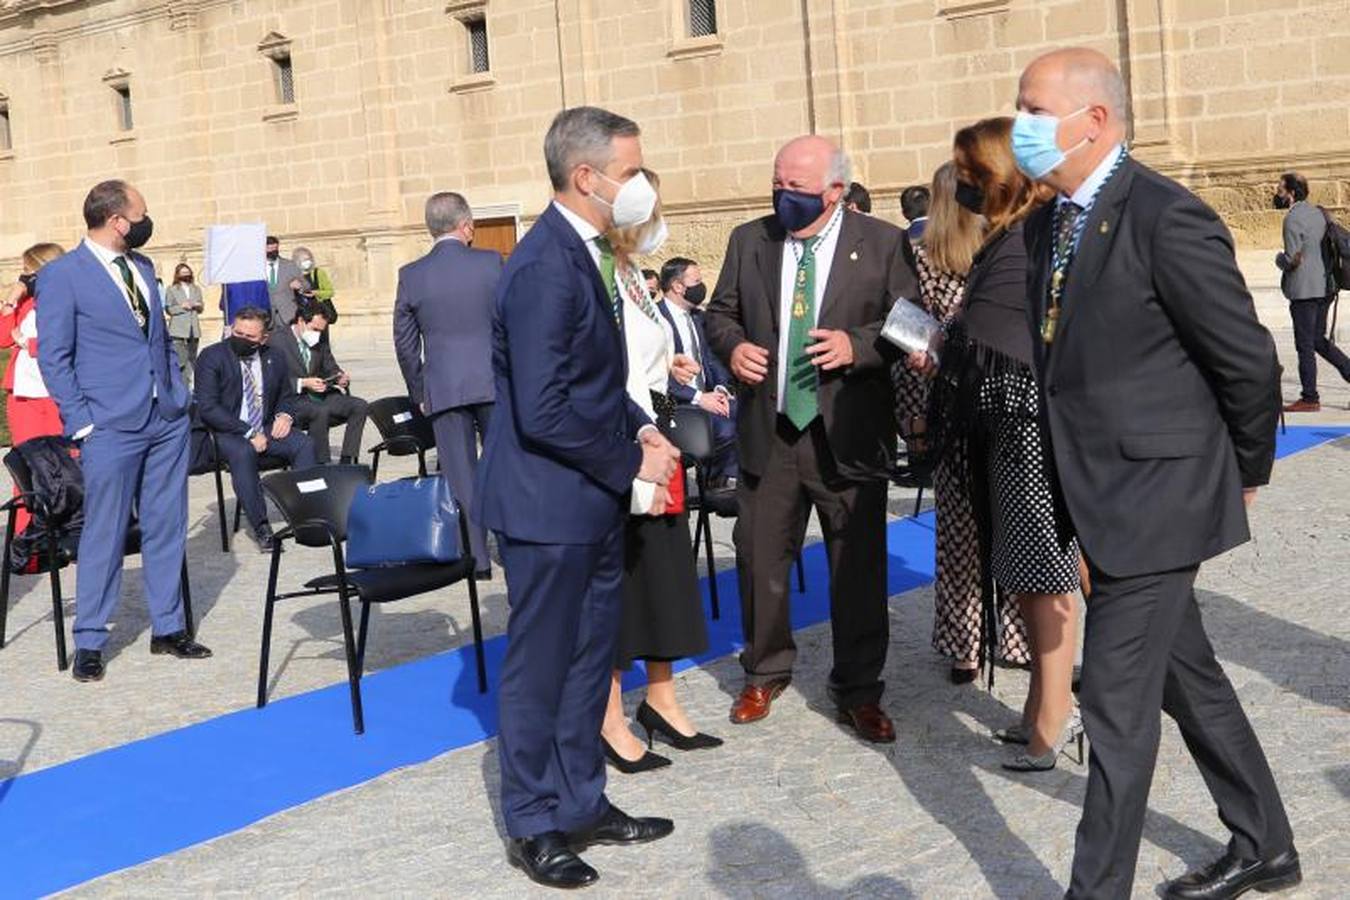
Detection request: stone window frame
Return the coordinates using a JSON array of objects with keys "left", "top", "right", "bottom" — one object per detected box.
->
[
  {"left": 447, "top": 0, "right": 495, "bottom": 94},
  {"left": 935, "top": 0, "right": 1010, "bottom": 19},
  {"left": 258, "top": 32, "right": 299, "bottom": 122},
  {"left": 102, "top": 69, "right": 136, "bottom": 143},
  {"left": 668, "top": 0, "right": 723, "bottom": 61},
  {"left": 0, "top": 92, "right": 12, "bottom": 159}
]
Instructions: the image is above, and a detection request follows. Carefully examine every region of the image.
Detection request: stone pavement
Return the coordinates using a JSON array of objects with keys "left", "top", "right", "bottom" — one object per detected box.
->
[{"left": 0, "top": 321, "right": 1347, "bottom": 899}]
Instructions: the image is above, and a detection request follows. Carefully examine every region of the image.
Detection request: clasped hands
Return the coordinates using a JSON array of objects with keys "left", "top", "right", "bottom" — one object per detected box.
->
[
  {"left": 250, "top": 414, "right": 294, "bottom": 453},
  {"left": 637, "top": 426, "right": 681, "bottom": 516},
  {"left": 729, "top": 329, "right": 854, "bottom": 384}
]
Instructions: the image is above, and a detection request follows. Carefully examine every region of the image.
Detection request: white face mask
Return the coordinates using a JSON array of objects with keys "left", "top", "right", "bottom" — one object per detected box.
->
[
  {"left": 301, "top": 329, "right": 322, "bottom": 347},
  {"left": 298, "top": 259, "right": 314, "bottom": 272},
  {"left": 637, "top": 218, "right": 669, "bottom": 256},
  {"left": 592, "top": 170, "right": 657, "bottom": 229}
]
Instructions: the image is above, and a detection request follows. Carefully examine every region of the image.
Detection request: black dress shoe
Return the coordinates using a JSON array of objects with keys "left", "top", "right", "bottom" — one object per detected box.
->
[
  {"left": 250, "top": 523, "right": 281, "bottom": 554},
  {"left": 569, "top": 804, "right": 673, "bottom": 848},
  {"left": 474, "top": 566, "right": 492, "bottom": 581},
  {"left": 150, "top": 631, "right": 214, "bottom": 659},
  {"left": 1164, "top": 846, "right": 1301, "bottom": 899},
  {"left": 72, "top": 649, "right": 105, "bottom": 682},
  {"left": 507, "top": 831, "right": 598, "bottom": 889}
]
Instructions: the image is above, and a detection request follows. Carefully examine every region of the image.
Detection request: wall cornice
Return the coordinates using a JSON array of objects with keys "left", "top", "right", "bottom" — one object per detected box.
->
[{"left": 0, "top": 0, "right": 232, "bottom": 56}]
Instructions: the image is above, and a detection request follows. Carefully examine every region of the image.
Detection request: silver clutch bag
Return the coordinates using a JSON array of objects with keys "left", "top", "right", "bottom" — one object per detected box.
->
[{"left": 880, "top": 297, "right": 941, "bottom": 364}]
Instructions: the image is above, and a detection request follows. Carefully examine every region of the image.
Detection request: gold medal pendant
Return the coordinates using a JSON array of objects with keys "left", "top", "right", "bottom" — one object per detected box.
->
[
  {"left": 1041, "top": 306, "right": 1059, "bottom": 345},
  {"left": 792, "top": 298, "right": 806, "bottom": 319}
]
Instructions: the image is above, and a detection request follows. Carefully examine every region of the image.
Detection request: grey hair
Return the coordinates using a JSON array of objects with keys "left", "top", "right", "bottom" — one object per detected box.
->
[
  {"left": 827, "top": 149, "right": 853, "bottom": 188},
  {"left": 291, "top": 245, "right": 314, "bottom": 264},
  {"left": 425, "top": 192, "right": 473, "bottom": 238},
  {"left": 544, "top": 106, "right": 641, "bottom": 191}
]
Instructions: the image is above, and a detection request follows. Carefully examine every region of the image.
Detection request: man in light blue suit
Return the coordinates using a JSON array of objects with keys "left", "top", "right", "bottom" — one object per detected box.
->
[
  {"left": 37, "top": 180, "right": 212, "bottom": 682},
  {"left": 474, "top": 107, "right": 681, "bottom": 889}
]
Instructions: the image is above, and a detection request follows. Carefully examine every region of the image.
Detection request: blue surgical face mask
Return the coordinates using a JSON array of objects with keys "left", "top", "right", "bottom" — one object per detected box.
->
[
  {"left": 773, "top": 188, "right": 827, "bottom": 233},
  {"left": 1011, "top": 107, "right": 1090, "bottom": 181}
]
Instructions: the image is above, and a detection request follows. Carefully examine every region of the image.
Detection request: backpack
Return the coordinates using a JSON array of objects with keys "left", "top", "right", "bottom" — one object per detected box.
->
[
  {"left": 1319, "top": 207, "right": 1350, "bottom": 294},
  {"left": 7, "top": 436, "right": 85, "bottom": 573}
]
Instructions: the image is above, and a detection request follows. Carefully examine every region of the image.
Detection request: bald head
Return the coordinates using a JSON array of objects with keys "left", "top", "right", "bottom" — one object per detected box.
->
[
  {"left": 1016, "top": 47, "right": 1128, "bottom": 194},
  {"left": 773, "top": 135, "right": 851, "bottom": 237}
]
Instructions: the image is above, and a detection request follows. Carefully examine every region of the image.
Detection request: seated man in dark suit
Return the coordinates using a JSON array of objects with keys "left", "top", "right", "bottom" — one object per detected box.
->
[
  {"left": 656, "top": 256, "right": 738, "bottom": 485},
  {"left": 194, "top": 306, "right": 317, "bottom": 552},
  {"left": 272, "top": 303, "right": 368, "bottom": 464}
]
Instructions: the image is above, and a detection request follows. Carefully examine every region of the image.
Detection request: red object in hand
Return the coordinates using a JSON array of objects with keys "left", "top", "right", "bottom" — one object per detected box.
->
[{"left": 664, "top": 463, "right": 686, "bottom": 516}]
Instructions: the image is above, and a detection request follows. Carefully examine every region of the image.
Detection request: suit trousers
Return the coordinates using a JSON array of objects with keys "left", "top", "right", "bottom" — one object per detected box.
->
[
  {"left": 1288, "top": 296, "right": 1350, "bottom": 402},
  {"left": 292, "top": 392, "right": 368, "bottom": 464},
  {"left": 495, "top": 528, "right": 623, "bottom": 838},
  {"left": 73, "top": 407, "right": 189, "bottom": 651},
  {"left": 1068, "top": 564, "right": 1294, "bottom": 899},
  {"left": 734, "top": 416, "right": 889, "bottom": 707},
  {"left": 432, "top": 403, "right": 493, "bottom": 569},
  {"left": 214, "top": 431, "right": 318, "bottom": 530},
  {"left": 708, "top": 409, "right": 739, "bottom": 483}
]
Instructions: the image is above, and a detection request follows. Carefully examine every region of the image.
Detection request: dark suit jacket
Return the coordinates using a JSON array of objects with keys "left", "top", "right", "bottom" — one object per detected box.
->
[
  {"left": 272, "top": 327, "right": 343, "bottom": 393},
  {"left": 1025, "top": 156, "right": 1281, "bottom": 578},
  {"left": 473, "top": 203, "right": 652, "bottom": 545},
  {"left": 194, "top": 341, "right": 303, "bottom": 437},
  {"left": 655, "top": 300, "right": 732, "bottom": 404},
  {"left": 704, "top": 210, "right": 918, "bottom": 481},
  {"left": 394, "top": 239, "right": 502, "bottom": 414}
]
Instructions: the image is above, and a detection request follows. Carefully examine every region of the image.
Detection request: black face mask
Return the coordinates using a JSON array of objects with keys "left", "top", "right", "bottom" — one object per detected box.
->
[
  {"left": 18, "top": 273, "right": 37, "bottom": 295},
  {"left": 683, "top": 282, "right": 707, "bottom": 306},
  {"left": 773, "top": 188, "right": 827, "bottom": 233},
  {"left": 266, "top": 249, "right": 280, "bottom": 261},
  {"left": 1273, "top": 193, "right": 1291, "bottom": 210},
  {"left": 179, "top": 275, "right": 194, "bottom": 284},
  {"left": 229, "top": 336, "right": 261, "bottom": 357},
  {"left": 122, "top": 214, "right": 154, "bottom": 249},
  {"left": 954, "top": 180, "right": 985, "bottom": 214}
]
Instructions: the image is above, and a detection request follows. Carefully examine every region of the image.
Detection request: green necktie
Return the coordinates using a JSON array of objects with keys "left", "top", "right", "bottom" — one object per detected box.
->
[
  {"left": 594, "top": 237, "right": 620, "bottom": 326},
  {"left": 784, "top": 236, "right": 821, "bottom": 430},
  {"left": 111, "top": 256, "right": 150, "bottom": 336}
]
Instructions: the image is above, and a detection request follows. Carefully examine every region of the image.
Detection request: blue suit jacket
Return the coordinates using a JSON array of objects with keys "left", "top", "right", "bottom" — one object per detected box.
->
[
  {"left": 655, "top": 300, "right": 733, "bottom": 405},
  {"left": 36, "top": 242, "right": 188, "bottom": 436},
  {"left": 194, "top": 341, "right": 302, "bottom": 436},
  {"left": 474, "top": 203, "right": 651, "bottom": 545},
  {"left": 393, "top": 239, "right": 502, "bottom": 414}
]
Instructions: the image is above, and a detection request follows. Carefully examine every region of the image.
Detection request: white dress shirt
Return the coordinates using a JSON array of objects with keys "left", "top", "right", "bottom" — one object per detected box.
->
[
  {"left": 1061, "top": 143, "right": 1125, "bottom": 210},
  {"left": 552, "top": 200, "right": 603, "bottom": 272},
  {"left": 776, "top": 203, "right": 844, "bottom": 412},
  {"left": 619, "top": 263, "right": 673, "bottom": 515},
  {"left": 661, "top": 298, "right": 707, "bottom": 397},
  {"left": 238, "top": 353, "right": 266, "bottom": 438}
]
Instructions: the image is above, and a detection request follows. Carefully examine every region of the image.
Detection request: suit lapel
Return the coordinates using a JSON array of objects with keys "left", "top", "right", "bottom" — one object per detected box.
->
[
  {"left": 818, "top": 211, "right": 862, "bottom": 323},
  {"left": 73, "top": 244, "right": 141, "bottom": 336},
  {"left": 1054, "top": 160, "right": 1138, "bottom": 355},
  {"left": 541, "top": 206, "right": 620, "bottom": 337},
  {"left": 656, "top": 300, "right": 683, "bottom": 353},
  {"left": 757, "top": 224, "right": 785, "bottom": 333}
]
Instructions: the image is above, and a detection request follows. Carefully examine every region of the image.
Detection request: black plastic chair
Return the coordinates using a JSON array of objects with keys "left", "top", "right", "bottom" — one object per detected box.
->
[
  {"left": 0, "top": 445, "right": 194, "bottom": 671},
  {"left": 366, "top": 397, "right": 436, "bottom": 480},
  {"left": 189, "top": 423, "right": 291, "bottom": 552},
  {"left": 664, "top": 406, "right": 804, "bottom": 621},
  {"left": 256, "top": 465, "right": 486, "bottom": 734}
]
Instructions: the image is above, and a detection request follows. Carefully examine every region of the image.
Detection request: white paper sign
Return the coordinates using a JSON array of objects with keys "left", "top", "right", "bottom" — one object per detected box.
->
[
  {"left": 296, "top": 478, "right": 329, "bottom": 494},
  {"left": 203, "top": 223, "right": 267, "bottom": 285},
  {"left": 392, "top": 411, "right": 413, "bottom": 424}
]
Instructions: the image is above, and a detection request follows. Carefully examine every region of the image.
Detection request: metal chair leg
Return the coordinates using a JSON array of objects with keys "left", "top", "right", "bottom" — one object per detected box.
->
[
  {"left": 232, "top": 499, "right": 243, "bottom": 535},
  {"left": 48, "top": 537, "right": 67, "bottom": 671},
  {"left": 416, "top": 450, "right": 428, "bottom": 478},
  {"left": 180, "top": 555, "right": 195, "bottom": 640},
  {"left": 912, "top": 483, "right": 925, "bottom": 518},
  {"left": 256, "top": 543, "right": 283, "bottom": 708},
  {"left": 213, "top": 465, "right": 230, "bottom": 552},
  {"left": 370, "top": 448, "right": 382, "bottom": 481},
  {"left": 467, "top": 571, "right": 487, "bottom": 693},
  {"left": 335, "top": 586, "right": 365, "bottom": 734},
  {"left": 700, "top": 510, "right": 719, "bottom": 620},
  {"left": 0, "top": 507, "right": 15, "bottom": 648},
  {"left": 795, "top": 552, "right": 806, "bottom": 593},
  {"left": 356, "top": 601, "right": 372, "bottom": 676}
]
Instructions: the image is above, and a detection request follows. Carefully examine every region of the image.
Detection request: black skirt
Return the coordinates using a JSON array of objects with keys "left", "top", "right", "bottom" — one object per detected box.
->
[{"left": 615, "top": 511, "right": 708, "bottom": 670}]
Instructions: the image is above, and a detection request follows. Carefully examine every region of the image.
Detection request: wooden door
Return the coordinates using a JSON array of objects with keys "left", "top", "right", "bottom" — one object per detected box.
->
[{"left": 473, "top": 216, "right": 518, "bottom": 260}]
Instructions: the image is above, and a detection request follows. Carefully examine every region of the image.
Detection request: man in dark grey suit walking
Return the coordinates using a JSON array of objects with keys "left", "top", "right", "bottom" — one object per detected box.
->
[
  {"left": 1017, "top": 48, "right": 1297, "bottom": 900},
  {"left": 265, "top": 234, "right": 305, "bottom": 332},
  {"left": 394, "top": 192, "right": 501, "bottom": 577}
]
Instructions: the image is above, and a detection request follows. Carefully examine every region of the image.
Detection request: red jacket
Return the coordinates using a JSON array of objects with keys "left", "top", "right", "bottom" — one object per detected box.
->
[{"left": 0, "top": 293, "right": 39, "bottom": 392}]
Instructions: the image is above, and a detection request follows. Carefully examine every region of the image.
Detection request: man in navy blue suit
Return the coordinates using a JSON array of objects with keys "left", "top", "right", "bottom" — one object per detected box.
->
[
  {"left": 194, "top": 307, "right": 317, "bottom": 553},
  {"left": 37, "top": 180, "right": 212, "bottom": 681},
  {"left": 394, "top": 191, "right": 501, "bottom": 577},
  {"left": 474, "top": 106, "right": 681, "bottom": 889},
  {"left": 656, "top": 256, "right": 739, "bottom": 484}
]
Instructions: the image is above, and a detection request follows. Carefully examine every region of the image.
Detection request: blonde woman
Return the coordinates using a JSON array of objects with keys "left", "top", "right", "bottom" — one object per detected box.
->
[{"left": 599, "top": 172, "right": 722, "bottom": 773}]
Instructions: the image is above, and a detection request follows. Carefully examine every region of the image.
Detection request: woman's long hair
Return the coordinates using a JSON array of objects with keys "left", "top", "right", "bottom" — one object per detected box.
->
[
  {"left": 172, "top": 263, "right": 193, "bottom": 284},
  {"left": 952, "top": 116, "right": 1052, "bottom": 236},
  {"left": 921, "top": 161, "right": 985, "bottom": 277},
  {"left": 606, "top": 168, "right": 662, "bottom": 267},
  {"left": 21, "top": 243, "right": 64, "bottom": 275}
]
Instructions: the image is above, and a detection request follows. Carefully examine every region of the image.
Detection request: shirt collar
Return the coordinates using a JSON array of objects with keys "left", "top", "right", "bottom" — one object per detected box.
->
[
  {"left": 434, "top": 233, "right": 467, "bottom": 245},
  {"left": 1062, "top": 143, "right": 1124, "bottom": 208},
  {"left": 83, "top": 235, "right": 124, "bottom": 265},
  {"left": 791, "top": 202, "right": 843, "bottom": 246},
  {"left": 552, "top": 199, "right": 600, "bottom": 244}
]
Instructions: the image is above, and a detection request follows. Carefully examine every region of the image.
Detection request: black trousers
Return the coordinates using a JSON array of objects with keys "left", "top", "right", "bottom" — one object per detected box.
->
[
  {"left": 431, "top": 403, "right": 493, "bottom": 569},
  {"left": 215, "top": 431, "right": 317, "bottom": 530},
  {"left": 291, "top": 392, "right": 368, "bottom": 464},
  {"left": 1289, "top": 296, "right": 1350, "bottom": 401},
  {"left": 1068, "top": 563, "right": 1294, "bottom": 899},
  {"left": 733, "top": 416, "right": 889, "bottom": 708}
]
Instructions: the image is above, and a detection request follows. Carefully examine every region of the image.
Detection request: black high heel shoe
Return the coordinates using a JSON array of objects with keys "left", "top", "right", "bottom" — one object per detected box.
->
[
  {"left": 602, "top": 735, "right": 671, "bottom": 774},
  {"left": 636, "top": 701, "right": 725, "bottom": 751}
]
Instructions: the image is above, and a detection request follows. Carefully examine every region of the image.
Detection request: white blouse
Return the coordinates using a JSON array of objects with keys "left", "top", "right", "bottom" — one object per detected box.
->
[{"left": 617, "top": 260, "right": 673, "bottom": 514}]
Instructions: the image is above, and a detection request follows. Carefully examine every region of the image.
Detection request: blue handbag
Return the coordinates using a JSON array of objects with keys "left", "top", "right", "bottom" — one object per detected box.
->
[{"left": 345, "top": 476, "right": 462, "bottom": 568}]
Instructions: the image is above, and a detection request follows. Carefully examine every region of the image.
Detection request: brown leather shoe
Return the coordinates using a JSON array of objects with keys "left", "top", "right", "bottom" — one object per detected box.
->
[
  {"left": 729, "top": 678, "right": 790, "bottom": 724},
  {"left": 1283, "top": 399, "right": 1321, "bottom": 412},
  {"left": 838, "top": 703, "right": 896, "bottom": 743}
]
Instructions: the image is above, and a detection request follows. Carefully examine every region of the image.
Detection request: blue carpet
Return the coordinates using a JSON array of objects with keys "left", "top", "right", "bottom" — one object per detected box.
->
[{"left": 0, "top": 424, "right": 1343, "bottom": 896}]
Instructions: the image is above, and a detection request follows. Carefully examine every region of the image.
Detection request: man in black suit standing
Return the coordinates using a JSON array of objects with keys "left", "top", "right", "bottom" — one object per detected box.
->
[
  {"left": 704, "top": 135, "right": 917, "bottom": 743},
  {"left": 394, "top": 192, "right": 501, "bottom": 578},
  {"left": 656, "top": 256, "right": 738, "bottom": 484},
  {"left": 273, "top": 304, "right": 368, "bottom": 464},
  {"left": 1015, "top": 48, "right": 1298, "bottom": 900},
  {"left": 195, "top": 306, "right": 317, "bottom": 552}
]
